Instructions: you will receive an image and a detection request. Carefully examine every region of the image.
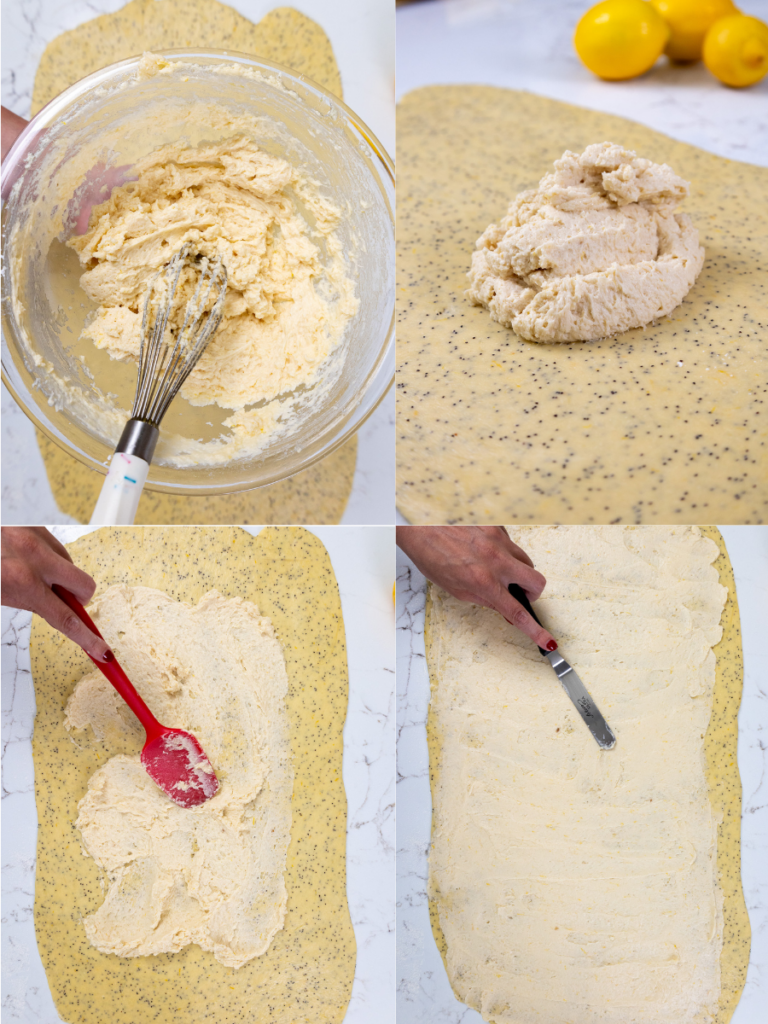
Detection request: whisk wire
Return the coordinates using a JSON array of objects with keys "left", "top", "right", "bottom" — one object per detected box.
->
[
  {"left": 147, "top": 254, "right": 220, "bottom": 422},
  {"left": 134, "top": 245, "right": 188, "bottom": 418},
  {"left": 91, "top": 244, "right": 227, "bottom": 526},
  {"left": 132, "top": 242, "right": 227, "bottom": 427}
]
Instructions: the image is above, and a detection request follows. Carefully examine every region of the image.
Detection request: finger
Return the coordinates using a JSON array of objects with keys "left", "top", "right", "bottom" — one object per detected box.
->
[
  {"left": 76, "top": 203, "right": 95, "bottom": 236},
  {"left": 491, "top": 526, "right": 536, "bottom": 570},
  {"left": 108, "top": 164, "right": 136, "bottom": 188},
  {"left": 500, "top": 555, "right": 547, "bottom": 602},
  {"left": 33, "top": 527, "right": 73, "bottom": 564},
  {"left": 505, "top": 539, "right": 535, "bottom": 570},
  {"left": 41, "top": 556, "right": 97, "bottom": 606},
  {"left": 36, "top": 587, "right": 112, "bottom": 662},
  {"left": 494, "top": 587, "right": 557, "bottom": 651},
  {"left": 76, "top": 164, "right": 136, "bottom": 235}
]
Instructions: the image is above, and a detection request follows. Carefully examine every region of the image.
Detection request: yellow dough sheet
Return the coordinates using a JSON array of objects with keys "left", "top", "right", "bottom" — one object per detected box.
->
[
  {"left": 32, "top": 1, "right": 342, "bottom": 115},
  {"left": 31, "top": 527, "right": 355, "bottom": 1024},
  {"left": 425, "top": 525, "right": 749, "bottom": 1024},
  {"left": 30, "top": 1, "right": 358, "bottom": 524},
  {"left": 396, "top": 86, "right": 768, "bottom": 525}
]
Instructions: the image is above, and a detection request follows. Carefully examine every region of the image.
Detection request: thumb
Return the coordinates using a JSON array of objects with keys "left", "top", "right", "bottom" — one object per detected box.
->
[{"left": 41, "top": 587, "right": 113, "bottom": 663}]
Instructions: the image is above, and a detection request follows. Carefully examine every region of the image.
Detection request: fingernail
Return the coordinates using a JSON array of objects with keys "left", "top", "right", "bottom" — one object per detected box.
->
[
  {"left": 546, "top": 640, "right": 558, "bottom": 652},
  {"left": 102, "top": 649, "right": 115, "bottom": 663}
]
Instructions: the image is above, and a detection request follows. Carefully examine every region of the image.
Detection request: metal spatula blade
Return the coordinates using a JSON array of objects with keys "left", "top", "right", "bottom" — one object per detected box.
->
[
  {"left": 508, "top": 582, "right": 616, "bottom": 750},
  {"left": 544, "top": 650, "right": 616, "bottom": 749}
]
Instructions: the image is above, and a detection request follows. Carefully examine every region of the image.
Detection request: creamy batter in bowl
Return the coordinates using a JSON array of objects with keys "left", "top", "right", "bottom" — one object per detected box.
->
[{"left": 1, "top": 50, "right": 394, "bottom": 494}]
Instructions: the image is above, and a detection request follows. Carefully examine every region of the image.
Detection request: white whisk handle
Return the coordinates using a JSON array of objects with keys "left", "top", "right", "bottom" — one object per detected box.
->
[{"left": 89, "top": 453, "right": 150, "bottom": 525}]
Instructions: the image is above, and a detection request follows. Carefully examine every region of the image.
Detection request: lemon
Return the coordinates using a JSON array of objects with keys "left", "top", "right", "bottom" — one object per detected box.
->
[
  {"left": 703, "top": 13, "right": 768, "bottom": 86},
  {"left": 575, "top": 0, "right": 670, "bottom": 80},
  {"left": 650, "top": 0, "right": 738, "bottom": 62}
]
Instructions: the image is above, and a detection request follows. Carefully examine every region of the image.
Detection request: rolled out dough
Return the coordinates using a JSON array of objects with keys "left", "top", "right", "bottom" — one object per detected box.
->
[
  {"left": 31, "top": 527, "right": 355, "bottom": 1024},
  {"left": 31, "top": 2, "right": 342, "bottom": 116},
  {"left": 65, "top": 585, "right": 292, "bottom": 969},
  {"left": 397, "top": 86, "right": 768, "bottom": 525},
  {"left": 425, "top": 525, "right": 749, "bottom": 1024},
  {"left": 31, "top": 1, "right": 358, "bottom": 524}
]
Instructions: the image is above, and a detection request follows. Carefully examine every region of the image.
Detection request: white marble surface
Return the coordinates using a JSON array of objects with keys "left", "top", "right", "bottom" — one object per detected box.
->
[
  {"left": 397, "top": 0, "right": 768, "bottom": 166},
  {"left": 1, "top": 0, "right": 395, "bottom": 526},
  {"left": 396, "top": 526, "right": 768, "bottom": 1024},
  {"left": 1, "top": 524, "right": 395, "bottom": 1023}
]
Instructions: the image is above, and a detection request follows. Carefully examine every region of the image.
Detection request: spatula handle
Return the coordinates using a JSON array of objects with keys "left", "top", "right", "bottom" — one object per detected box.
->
[
  {"left": 52, "top": 585, "right": 162, "bottom": 738},
  {"left": 508, "top": 583, "right": 549, "bottom": 657}
]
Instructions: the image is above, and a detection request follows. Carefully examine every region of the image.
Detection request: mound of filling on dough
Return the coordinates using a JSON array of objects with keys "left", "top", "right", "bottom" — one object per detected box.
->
[
  {"left": 64, "top": 585, "right": 292, "bottom": 969},
  {"left": 68, "top": 134, "right": 358, "bottom": 415},
  {"left": 467, "top": 142, "right": 705, "bottom": 342}
]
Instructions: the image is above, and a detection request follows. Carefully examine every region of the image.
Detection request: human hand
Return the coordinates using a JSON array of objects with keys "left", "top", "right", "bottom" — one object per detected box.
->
[
  {"left": 1, "top": 106, "right": 133, "bottom": 231},
  {"left": 1, "top": 105, "right": 28, "bottom": 162},
  {"left": 396, "top": 525, "right": 557, "bottom": 651},
  {"left": 70, "top": 161, "right": 136, "bottom": 234},
  {"left": 1, "top": 527, "right": 113, "bottom": 662}
]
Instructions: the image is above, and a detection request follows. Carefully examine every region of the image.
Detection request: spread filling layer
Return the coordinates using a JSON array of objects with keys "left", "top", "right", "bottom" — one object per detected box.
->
[
  {"left": 65, "top": 584, "right": 291, "bottom": 969},
  {"left": 427, "top": 525, "right": 728, "bottom": 1023}
]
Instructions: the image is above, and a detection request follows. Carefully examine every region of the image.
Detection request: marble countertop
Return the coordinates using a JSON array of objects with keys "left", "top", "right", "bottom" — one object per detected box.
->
[
  {"left": 1, "top": 525, "right": 395, "bottom": 1024},
  {"left": 1, "top": 0, "right": 395, "bottom": 526},
  {"left": 397, "top": 0, "right": 768, "bottom": 165},
  {"left": 396, "top": 525, "right": 768, "bottom": 1024}
]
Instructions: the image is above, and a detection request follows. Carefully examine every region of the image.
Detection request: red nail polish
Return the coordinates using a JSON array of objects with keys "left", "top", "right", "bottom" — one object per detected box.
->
[
  {"left": 102, "top": 649, "right": 115, "bottom": 663},
  {"left": 546, "top": 640, "right": 558, "bottom": 652}
]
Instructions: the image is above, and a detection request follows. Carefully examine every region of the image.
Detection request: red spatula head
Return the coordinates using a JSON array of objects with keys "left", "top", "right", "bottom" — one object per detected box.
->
[
  {"left": 52, "top": 585, "right": 220, "bottom": 809},
  {"left": 141, "top": 728, "right": 220, "bottom": 809}
]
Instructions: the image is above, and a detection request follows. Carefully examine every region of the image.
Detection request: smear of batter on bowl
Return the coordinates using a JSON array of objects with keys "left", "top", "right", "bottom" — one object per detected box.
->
[
  {"left": 467, "top": 142, "right": 705, "bottom": 342},
  {"left": 64, "top": 584, "right": 292, "bottom": 969}
]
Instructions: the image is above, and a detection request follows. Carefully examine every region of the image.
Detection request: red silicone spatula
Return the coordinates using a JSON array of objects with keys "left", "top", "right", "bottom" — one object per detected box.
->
[{"left": 53, "top": 585, "right": 219, "bottom": 808}]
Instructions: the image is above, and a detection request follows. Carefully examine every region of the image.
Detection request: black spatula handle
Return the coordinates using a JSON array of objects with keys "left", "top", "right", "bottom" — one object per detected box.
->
[{"left": 508, "top": 583, "right": 549, "bottom": 656}]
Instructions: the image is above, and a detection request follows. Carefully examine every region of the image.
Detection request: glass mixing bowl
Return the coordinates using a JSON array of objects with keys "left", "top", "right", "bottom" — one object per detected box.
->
[{"left": 1, "top": 49, "right": 394, "bottom": 494}]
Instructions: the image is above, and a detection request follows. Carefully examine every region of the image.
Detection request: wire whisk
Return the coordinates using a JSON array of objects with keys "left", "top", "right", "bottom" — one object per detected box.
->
[
  {"left": 89, "top": 242, "right": 228, "bottom": 526},
  {"left": 134, "top": 241, "right": 228, "bottom": 426}
]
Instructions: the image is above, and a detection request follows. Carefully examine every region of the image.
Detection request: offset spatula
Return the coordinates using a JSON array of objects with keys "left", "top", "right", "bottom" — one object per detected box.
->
[
  {"left": 508, "top": 583, "right": 616, "bottom": 750},
  {"left": 53, "top": 585, "right": 220, "bottom": 806}
]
